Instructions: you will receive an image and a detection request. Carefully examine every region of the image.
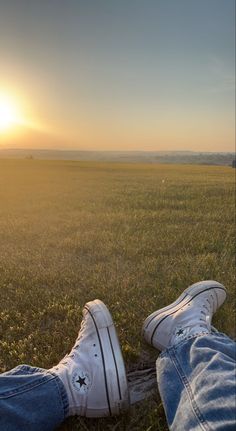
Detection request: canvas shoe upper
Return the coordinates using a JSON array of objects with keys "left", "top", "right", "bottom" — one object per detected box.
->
[
  {"left": 142, "top": 280, "right": 226, "bottom": 351},
  {"left": 49, "top": 299, "right": 129, "bottom": 417}
]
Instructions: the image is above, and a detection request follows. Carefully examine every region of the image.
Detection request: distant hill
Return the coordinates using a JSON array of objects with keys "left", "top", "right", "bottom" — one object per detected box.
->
[{"left": 0, "top": 148, "right": 235, "bottom": 166}]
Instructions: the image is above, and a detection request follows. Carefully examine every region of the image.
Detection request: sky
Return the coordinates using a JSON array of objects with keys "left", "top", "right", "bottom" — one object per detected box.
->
[{"left": 0, "top": 0, "right": 235, "bottom": 151}]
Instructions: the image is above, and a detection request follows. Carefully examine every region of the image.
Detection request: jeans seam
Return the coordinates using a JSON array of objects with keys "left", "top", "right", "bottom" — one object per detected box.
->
[
  {"left": 0, "top": 374, "right": 57, "bottom": 399},
  {"left": 159, "top": 333, "right": 210, "bottom": 358},
  {"left": 170, "top": 349, "right": 211, "bottom": 431},
  {"left": 50, "top": 373, "right": 69, "bottom": 419},
  {"left": 4, "top": 365, "right": 46, "bottom": 376},
  {"left": 159, "top": 332, "right": 234, "bottom": 360}
]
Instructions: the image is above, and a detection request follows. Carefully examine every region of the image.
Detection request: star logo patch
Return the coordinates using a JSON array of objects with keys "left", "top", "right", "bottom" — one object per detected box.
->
[
  {"left": 176, "top": 328, "right": 184, "bottom": 336},
  {"left": 76, "top": 375, "right": 87, "bottom": 387},
  {"left": 174, "top": 326, "right": 190, "bottom": 340},
  {"left": 72, "top": 370, "right": 91, "bottom": 393}
]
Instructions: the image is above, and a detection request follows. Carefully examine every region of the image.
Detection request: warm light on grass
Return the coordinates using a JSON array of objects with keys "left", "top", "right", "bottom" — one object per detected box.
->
[{"left": 0, "top": 161, "right": 234, "bottom": 431}]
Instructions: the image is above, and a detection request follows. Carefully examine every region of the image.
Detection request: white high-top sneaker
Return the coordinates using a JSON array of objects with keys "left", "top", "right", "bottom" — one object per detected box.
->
[
  {"left": 49, "top": 299, "right": 130, "bottom": 417},
  {"left": 142, "top": 280, "right": 226, "bottom": 351}
]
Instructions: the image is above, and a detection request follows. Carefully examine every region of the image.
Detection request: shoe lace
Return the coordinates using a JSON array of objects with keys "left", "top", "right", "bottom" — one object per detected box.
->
[
  {"left": 53, "top": 318, "right": 87, "bottom": 368},
  {"left": 199, "top": 293, "right": 217, "bottom": 329}
]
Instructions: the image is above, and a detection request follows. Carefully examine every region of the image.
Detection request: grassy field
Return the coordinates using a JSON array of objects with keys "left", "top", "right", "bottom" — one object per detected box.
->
[{"left": 0, "top": 159, "right": 235, "bottom": 431}]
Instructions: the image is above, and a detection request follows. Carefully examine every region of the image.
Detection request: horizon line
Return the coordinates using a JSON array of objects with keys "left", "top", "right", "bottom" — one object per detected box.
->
[{"left": 0, "top": 148, "right": 235, "bottom": 154}]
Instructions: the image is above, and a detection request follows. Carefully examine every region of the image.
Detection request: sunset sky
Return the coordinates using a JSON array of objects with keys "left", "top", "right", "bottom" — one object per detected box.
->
[{"left": 0, "top": 0, "right": 235, "bottom": 151}]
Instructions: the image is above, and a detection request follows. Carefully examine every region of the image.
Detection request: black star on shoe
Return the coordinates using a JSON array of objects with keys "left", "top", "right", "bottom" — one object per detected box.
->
[
  {"left": 176, "top": 328, "right": 184, "bottom": 336},
  {"left": 76, "top": 375, "right": 87, "bottom": 387}
]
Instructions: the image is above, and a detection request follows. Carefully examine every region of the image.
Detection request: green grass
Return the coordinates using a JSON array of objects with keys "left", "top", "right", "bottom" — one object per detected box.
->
[{"left": 0, "top": 159, "right": 235, "bottom": 430}]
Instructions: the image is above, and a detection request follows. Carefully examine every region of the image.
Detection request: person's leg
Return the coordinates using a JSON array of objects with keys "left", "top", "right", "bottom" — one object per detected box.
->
[
  {"left": 156, "top": 332, "right": 236, "bottom": 431},
  {"left": 0, "top": 364, "right": 68, "bottom": 431},
  {"left": 1, "top": 299, "right": 129, "bottom": 431},
  {"left": 143, "top": 280, "right": 236, "bottom": 431}
]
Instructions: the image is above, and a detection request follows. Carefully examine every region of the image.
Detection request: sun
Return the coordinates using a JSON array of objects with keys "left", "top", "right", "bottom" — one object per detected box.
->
[{"left": 0, "top": 94, "right": 21, "bottom": 132}]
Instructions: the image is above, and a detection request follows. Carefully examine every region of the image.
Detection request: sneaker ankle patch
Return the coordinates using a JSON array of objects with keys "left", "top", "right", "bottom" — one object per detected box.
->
[
  {"left": 72, "top": 369, "right": 91, "bottom": 394},
  {"left": 173, "top": 326, "right": 191, "bottom": 342}
]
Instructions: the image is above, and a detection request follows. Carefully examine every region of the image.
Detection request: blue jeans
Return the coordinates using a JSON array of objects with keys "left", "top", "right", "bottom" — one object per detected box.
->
[
  {"left": 0, "top": 365, "right": 69, "bottom": 431},
  {"left": 0, "top": 333, "right": 235, "bottom": 431},
  {"left": 157, "top": 332, "right": 236, "bottom": 430}
]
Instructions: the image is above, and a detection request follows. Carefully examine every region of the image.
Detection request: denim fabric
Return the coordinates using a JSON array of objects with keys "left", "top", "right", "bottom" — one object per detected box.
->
[
  {"left": 0, "top": 365, "right": 69, "bottom": 431},
  {"left": 156, "top": 332, "right": 236, "bottom": 431},
  {"left": 0, "top": 334, "right": 235, "bottom": 431}
]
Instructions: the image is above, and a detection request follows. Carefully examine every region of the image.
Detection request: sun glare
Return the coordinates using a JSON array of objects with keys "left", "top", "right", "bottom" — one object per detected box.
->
[{"left": 0, "top": 94, "right": 22, "bottom": 132}]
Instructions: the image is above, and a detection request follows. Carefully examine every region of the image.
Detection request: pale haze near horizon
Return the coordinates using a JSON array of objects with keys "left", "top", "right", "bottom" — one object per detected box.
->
[{"left": 0, "top": 0, "right": 235, "bottom": 152}]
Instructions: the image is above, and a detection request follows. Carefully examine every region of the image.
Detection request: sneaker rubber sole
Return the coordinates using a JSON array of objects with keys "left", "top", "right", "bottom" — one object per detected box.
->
[
  {"left": 142, "top": 280, "right": 226, "bottom": 349},
  {"left": 84, "top": 299, "right": 130, "bottom": 416}
]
